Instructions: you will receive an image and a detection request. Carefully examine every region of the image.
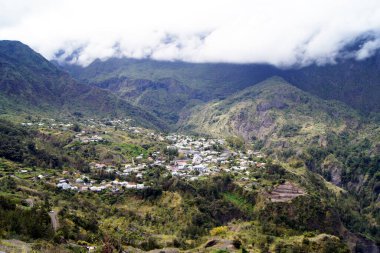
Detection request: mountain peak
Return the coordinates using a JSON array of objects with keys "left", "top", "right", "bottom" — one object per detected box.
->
[
  {"left": 229, "top": 76, "right": 302, "bottom": 102},
  {"left": 0, "top": 40, "right": 38, "bottom": 59},
  {"left": 254, "top": 76, "right": 294, "bottom": 89},
  {"left": 0, "top": 40, "right": 60, "bottom": 74}
]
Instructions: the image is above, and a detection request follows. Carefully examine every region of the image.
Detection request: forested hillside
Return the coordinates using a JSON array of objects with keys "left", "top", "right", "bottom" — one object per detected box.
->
[{"left": 0, "top": 41, "right": 168, "bottom": 131}]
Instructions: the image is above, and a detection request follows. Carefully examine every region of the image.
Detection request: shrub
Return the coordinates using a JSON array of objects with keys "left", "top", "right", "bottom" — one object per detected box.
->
[
  {"left": 210, "top": 226, "right": 228, "bottom": 236},
  {"left": 232, "top": 238, "right": 242, "bottom": 249},
  {"left": 140, "top": 237, "right": 160, "bottom": 251}
]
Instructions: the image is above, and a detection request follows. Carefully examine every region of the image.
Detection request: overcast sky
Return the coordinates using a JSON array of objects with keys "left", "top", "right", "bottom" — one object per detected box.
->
[{"left": 1, "top": 0, "right": 380, "bottom": 67}]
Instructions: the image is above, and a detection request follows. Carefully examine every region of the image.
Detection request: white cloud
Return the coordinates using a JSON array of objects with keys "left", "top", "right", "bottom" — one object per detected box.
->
[
  {"left": 1, "top": 0, "right": 380, "bottom": 66},
  {"left": 356, "top": 38, "right": 380, "bottom": 60}
]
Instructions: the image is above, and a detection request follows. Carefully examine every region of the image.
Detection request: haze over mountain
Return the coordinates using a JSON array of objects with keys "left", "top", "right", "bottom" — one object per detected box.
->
[
  {"left": 62, "top": 48, "right": 380, "bottom": 121},
  {"left": 2, "top": 0, "right": 380, "bottom": 67}
]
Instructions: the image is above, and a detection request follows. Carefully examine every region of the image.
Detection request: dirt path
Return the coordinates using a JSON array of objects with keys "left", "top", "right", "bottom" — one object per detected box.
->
[{"left": 48, "top": 211, "right": 59, "bottom": 231}]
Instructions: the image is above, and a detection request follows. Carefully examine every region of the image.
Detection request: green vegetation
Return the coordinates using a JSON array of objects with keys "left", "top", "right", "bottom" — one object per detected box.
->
[
  {"left": 0, "top": 194, "right": 53, "bottom": 240},
  {"left": 0, "top": 117, "right": 357, "bottom": 252},
  {"left": 0, "top": 160, "right": 352, "bottom": 252},
  {"left": 63, "top": 53, "right": 380, "bottom": 131},
  {"left": 0, "top": 116, "right": 373, "bottom": 252},
  {"left": 303, "top": 133, "right": 380, "bottom": 239},
  {"left": 223, "top": 192, "right": 254, "bottom": 214},
  {"left": 0, "top": 41, "right": 168, "bottom": 131},
  {"left": 0, "top": 119, "right": 85, "bottom": 169},
  {"left": 178, "top": 77, "right": 380, "bottom": 246},
  {"left": 0, "top": 40, "right": 379, "bottom": 252}
]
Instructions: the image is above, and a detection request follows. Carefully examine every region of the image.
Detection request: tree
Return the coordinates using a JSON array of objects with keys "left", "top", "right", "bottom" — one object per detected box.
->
[{"left": 71, "top": 123, "right": 81, "bottom": 132}]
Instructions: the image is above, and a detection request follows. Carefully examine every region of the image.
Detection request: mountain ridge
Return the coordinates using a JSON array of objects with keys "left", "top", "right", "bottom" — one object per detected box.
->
[
  {"left": 60, "top": 51, "right": 380, "bottom": 116},
  {"left": 178, "top": 76, "right": 364, "bottom": 142},
  {"left": 0, "top": 40, "right": 169, "bottom": 131}
]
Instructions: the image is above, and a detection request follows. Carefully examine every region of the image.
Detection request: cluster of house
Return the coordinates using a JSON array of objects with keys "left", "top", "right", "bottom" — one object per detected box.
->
[
  {"left": 21, "top": 120, "right": 73, "bottom": 130},
  {"left": 51, "top": 132, "right": 266, "bottom": 192},
  {"left": 20, "top": 117, "right": 134, "bottom": 131},
  {"left": 21, "top": 122, "right": 45, "bottom": 127},
  {"left": 164, "top": 135, "right": 266, "bottom": 180},
  {"left": 56, "top": 176, "right": 146, "bottom": 192},
  {"left": 21, "top": 117, "right": 166, "bottom": 147},
  {"left": 18, "top": 117, "right": 269, "bottom": 193},
  {"left": 75, "top": 131, "right": 104, "bottom": 143},
  {"left": 89, "top": 162, "right": 147, "bottom": 178}
]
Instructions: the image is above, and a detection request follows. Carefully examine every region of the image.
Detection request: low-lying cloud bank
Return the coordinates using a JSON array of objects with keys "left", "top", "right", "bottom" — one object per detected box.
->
[{"left": 1, "top": 0, "right": 380, "bottom": 67}]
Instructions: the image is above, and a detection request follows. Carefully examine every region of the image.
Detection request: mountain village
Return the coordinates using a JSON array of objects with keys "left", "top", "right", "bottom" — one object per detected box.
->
[{"left": 17, "top": 119, "right": 267, "bottom": 194}]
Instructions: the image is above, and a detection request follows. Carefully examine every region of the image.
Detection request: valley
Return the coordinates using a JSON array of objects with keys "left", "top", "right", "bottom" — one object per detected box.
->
[
  {"left": 0, "top": 116, "right": 363, "bottom": 252},
  {"left": 0, "top": 40, "right": 378, "bottom": 252}
]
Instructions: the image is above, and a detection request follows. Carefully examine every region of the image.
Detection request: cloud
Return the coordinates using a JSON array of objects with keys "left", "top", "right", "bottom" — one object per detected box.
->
[
  {"left": 356, "top": 38, "right": 380, "bottom": 60},
  {"left": 1, "top": 0, "right": 380, "bottom": 67}
]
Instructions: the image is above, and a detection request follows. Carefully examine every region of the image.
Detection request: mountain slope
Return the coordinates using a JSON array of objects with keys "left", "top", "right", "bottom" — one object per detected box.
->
[
  {"left": 283, "top": 55, "right": 380, "bottom": 113},
  {"left": 78, "top": 76, "right": 204, "bottom": 124},
  {"left": 178, "top": 76, "right": 364, "bottom": 145},
  {"left": 0, "top": 41, "right": 168, "bottom": 130},
  {"left": 63, "top": 57, "right": 278, "bottom": 99},
  {"left": 178, "top": 77, "right": 380, "bottom": 242},
  {"left": 62, "top": 53, "right": 380, "bottom": 118},
  {"left": 61, "top": 58, "right": 280, "bottom": 124}
]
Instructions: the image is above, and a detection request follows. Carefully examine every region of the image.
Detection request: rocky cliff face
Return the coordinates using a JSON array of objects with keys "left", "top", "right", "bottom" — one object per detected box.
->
[{"left": 322, "top": 155, "right": 344, "bottom": 186}]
